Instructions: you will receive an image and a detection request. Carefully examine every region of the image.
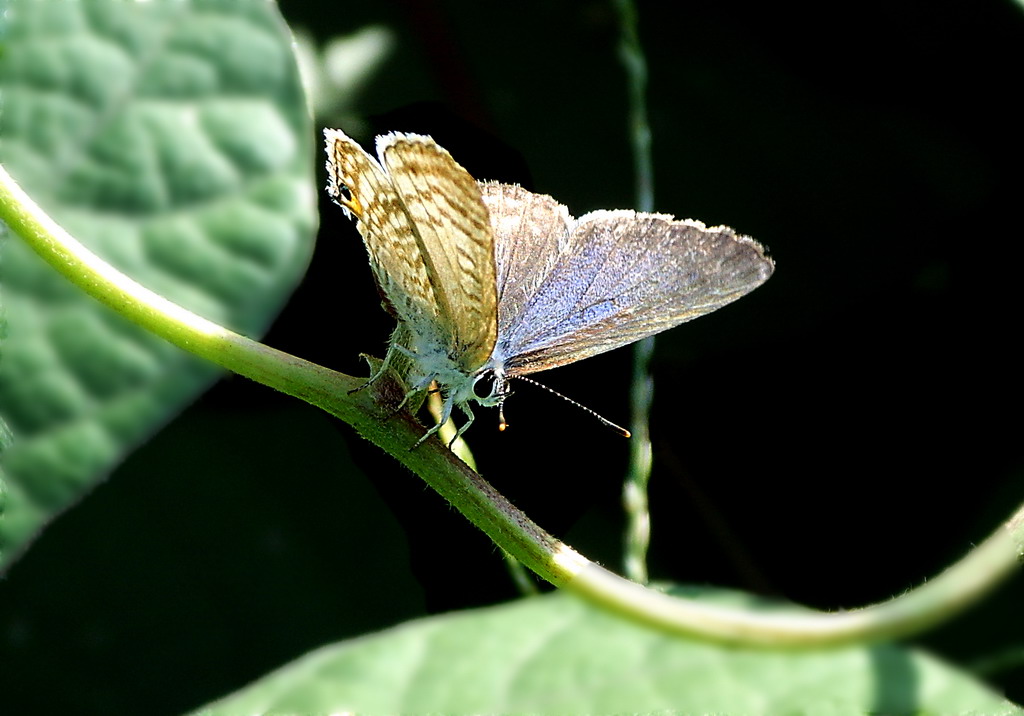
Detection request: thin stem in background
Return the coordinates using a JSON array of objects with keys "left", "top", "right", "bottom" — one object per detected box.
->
[
  {"left": 970, "top": 645, "right": 1024, "bottom": 680},
  {"left": 615, "top": 0, "right": 655, "bottom": 585}
]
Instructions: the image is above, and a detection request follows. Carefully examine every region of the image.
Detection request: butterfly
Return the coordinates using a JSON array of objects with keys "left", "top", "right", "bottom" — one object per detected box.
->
[{"left": 324, "top": 129, "right": 774, "bottom": 447}]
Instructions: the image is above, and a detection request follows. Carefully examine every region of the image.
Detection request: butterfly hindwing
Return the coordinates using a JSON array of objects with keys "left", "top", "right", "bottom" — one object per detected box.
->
[{"left": 323, "top": 129, "right": 443, "bottom": 336}]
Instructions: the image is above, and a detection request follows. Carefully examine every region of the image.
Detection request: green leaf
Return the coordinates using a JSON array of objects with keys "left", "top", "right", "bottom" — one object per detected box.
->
[
  {"left": 0, "top": 1, "right": 315, "bottom": 567},
  {"left": 197, "top": 590, "right": 1020, "bottom": 715}
]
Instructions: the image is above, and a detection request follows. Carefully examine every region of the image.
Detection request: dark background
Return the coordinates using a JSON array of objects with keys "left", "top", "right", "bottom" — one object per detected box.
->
[{"left": 2, "top": 1, "right": 1023, "bottom": 713}]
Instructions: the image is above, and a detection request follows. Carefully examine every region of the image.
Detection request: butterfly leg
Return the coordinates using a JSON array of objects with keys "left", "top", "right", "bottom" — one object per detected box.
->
[
  {"left": 350, "top": 323, "right": 426, "bottom": 397},
  {"left": 448, "top": 402, "right": 476, "bottom": 448},
  {"left": 410, "top": 387, "right": 457, "bottom": 450},
  {"left": 349, "top": 343, "right": 400, "bottom": 395},
  {"left": 392, "top": 372, "right": 434, "bottom": 417}
]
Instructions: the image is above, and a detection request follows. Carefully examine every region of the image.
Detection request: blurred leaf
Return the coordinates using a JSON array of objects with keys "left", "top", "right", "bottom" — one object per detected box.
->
[
  {"left": 197, "top": 589, "right": 1021, "bottom": 715},
  {"left": 293, "top": 23, "right": 395, "bottom": 129},
  {"left": 0, "top": 1, "right": 315, "bottom": 568}
]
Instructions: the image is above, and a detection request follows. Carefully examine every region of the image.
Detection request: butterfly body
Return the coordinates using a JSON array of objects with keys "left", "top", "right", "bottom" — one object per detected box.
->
[{"left": 324, "top": 129, "right": 774, "bottom": 446}]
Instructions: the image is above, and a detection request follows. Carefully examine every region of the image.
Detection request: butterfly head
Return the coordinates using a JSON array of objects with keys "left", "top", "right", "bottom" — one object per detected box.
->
[
  {"left": 468, "top": 366, "right": 514, "bottom": 432},
  {"left": 471, "top": 367, "right": 511, "bottom": 408}
]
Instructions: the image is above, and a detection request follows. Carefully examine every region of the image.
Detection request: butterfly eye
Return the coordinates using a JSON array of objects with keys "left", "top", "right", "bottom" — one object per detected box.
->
[
  {"left": 472, "top": 371, "right": 508, "bottom": 404},
  {"left": 473, "top": 372, "right": 497, "bottom": 400}
]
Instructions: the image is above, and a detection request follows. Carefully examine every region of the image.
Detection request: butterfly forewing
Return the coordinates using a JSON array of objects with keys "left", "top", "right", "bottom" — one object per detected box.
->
[
  {"left": 379, "top": 134, "right": 498, "bottom": 373},
  {"left": 486, "top": 195, "right": 774, "bottom": 376},
  {"left": 323, "top": 129, "right": 443, "bottom": 335},
  {"left": 479, "top": 182, "right": 574, "bottom": 332}
]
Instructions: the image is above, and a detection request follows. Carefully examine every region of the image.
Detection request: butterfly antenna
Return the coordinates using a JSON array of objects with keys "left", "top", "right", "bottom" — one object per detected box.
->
[{"left": 508, "top": 375, "right": 631, "bottom": 438}]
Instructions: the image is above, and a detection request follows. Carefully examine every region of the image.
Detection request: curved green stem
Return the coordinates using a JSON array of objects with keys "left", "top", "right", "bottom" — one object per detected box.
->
[
  {"left": 567, "top": 512, "right": 1024, "bottom": 646},
  {"left": 3, "top": 163, "right": 1022, "bottom": 647}
]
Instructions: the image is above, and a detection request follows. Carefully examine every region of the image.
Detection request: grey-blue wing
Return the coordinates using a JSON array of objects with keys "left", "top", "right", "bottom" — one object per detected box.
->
[{"left": 480, "top": 182, "right": 774, "bottom": 376}]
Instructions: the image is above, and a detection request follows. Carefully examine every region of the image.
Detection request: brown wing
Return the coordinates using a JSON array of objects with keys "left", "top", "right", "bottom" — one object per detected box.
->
[
  {"left": 379, "top": 134, "right": 497, "bottom": 372},
  {"left": 323, "top": 129, "right": 445, "bottom": 341}
]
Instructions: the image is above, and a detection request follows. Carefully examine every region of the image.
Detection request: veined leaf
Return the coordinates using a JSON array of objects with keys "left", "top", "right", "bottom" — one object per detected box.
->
[
  {"left": 0, "top": 0, "right": 316, "bottom": 568},
  {"left": 197, "top": 589, "right": 1021, "bottom": 715}
]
